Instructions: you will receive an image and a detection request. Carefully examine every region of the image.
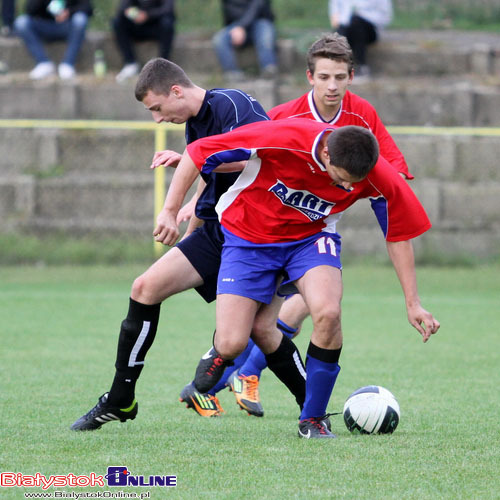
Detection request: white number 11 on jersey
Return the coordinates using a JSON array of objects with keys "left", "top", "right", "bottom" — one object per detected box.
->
[{"left": 315, "top": 236, "right": 337, "bottom": 256}]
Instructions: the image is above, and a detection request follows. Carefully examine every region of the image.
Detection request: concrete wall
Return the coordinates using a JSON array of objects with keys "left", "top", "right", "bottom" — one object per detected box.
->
[
  {"left": 1, "top": 29, "right": 500, "bottom": 260},
  {"left": 1, "top": 127, "right": 499, "bottom": 260}
]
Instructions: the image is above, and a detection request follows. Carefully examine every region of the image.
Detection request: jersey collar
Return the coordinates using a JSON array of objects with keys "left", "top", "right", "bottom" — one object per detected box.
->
[
  {"left": 308, "top": 90, "right": 343, "bottom": 124},
  {"left": 311, "top": 128, "right": 334, "bottom": 172}
]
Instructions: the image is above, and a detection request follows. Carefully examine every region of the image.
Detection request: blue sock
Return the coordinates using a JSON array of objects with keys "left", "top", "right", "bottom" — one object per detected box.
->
[
  {"left": 276, "top": 318, "right": 298, "bottom": 337},
  {"left": 300, "top": 343, "right": 342, "bottom": 420},
  {"left": 208, "top": 340, "right": 255, "bottom": 395},
  {"left": 238, "top": 319, "right": 298, "bottom": 378}
]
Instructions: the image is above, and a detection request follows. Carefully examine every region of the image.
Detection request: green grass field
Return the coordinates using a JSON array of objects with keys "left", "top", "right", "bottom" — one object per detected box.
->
[{"left": 1, "top": 264, "right": 499, "bottom": 499}]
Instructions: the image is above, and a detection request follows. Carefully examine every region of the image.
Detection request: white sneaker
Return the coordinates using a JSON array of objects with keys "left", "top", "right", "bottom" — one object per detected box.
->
[
  {"left": 29, "top": 61, "right": 56, "bottom": 80},
  {"left": 115, "top": 63, "right": 139, "bottom": 83},
  {"left": 58, "top": 63, "right": 75, "bottom": 80}
]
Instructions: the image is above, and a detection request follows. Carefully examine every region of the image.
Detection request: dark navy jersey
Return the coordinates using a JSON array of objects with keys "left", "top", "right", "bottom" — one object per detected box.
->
[{"left": 185, "top": 88, "right": 269, "bottom": 221}]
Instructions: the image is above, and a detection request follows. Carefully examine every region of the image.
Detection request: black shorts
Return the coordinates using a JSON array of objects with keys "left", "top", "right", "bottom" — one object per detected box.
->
[{"left": 175, "top": 220, "right": 224, "bottom": 303}]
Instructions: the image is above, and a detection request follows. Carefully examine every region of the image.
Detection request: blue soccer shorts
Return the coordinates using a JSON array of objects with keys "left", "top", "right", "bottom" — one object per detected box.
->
[{"left": 217, "top": 228, "right": 342, "bottom": 304}]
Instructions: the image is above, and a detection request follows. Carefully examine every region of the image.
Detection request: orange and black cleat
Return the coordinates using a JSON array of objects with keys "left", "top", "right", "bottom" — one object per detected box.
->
[
  {"left": 226, "top": 370, "right": 264, "bottom": 417},
  {"left": 179, "top": 382, "right": 225, "bottom": 417}
]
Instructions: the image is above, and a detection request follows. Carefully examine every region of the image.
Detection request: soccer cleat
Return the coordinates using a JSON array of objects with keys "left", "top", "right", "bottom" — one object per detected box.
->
[
  {"left": 70, "top": 393, "right": 138, "bottom": 431},
  {"left": 194, "top": 347, "right": 233, "bottom": 393},
  {"left": 321, "top": 413, "right": 335, "bottom": 432},
  {"left": 226, "top": 370, "right": 264, "bottom": 417},
  {"left": 298, "top": 417, "right": 337, "bottom": 439},
  {"left": 179, "top": 383, "right": 224, "bottom": 417}
]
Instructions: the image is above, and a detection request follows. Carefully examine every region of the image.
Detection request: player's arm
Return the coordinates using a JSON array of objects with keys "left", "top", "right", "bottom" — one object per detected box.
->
[
  {"left": 386, "top": 240, "right": 440, "bottom": 343},
  {"left": 154, "top": 149, "right": 200, "bottom": 246},
  {"left": 177, "top": 177, "right": 206, "bottom": 224},
  {"left": 178, "top": 178, "right": 206, "bottom": 240}
]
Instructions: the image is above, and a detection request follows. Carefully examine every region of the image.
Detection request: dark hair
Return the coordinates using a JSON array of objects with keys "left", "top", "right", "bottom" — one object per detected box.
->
[
  {"left": 307, "top": 33, "right": 354, "bottom": 75},
  {"left": 135, "top": 58, "right": 194, "bottom": 102},
  {"left": 327, "top": 126, "right": 379, "bottom": 179}
]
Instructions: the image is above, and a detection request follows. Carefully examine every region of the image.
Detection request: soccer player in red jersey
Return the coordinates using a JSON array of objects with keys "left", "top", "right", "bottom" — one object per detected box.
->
[
  {"left": 223, "top": 33, "right": 417, "bottom": 415},
  {"left": 163, "top": 119, "right": 440, "bottom": 438}
]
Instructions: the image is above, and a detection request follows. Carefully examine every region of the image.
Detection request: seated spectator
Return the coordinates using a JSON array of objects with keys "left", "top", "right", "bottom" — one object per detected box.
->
[
  {"left": 112, "top": 0, "right": 176, "bottom": 83},
  {"left": 14, "top": 0, "right": 92, "bottom": 80},
  {"left": 213, "top": 0, "right": 278, "bottom": 82},
  {"left": 1, "top": 0, "right": 16, "bottom": 36},
  {"left": 329, "top": 0, "right": 392, "bottom": 80}
]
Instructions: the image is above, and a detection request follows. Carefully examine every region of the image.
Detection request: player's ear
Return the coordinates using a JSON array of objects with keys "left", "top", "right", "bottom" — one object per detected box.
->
[
  {"left": 323, "top": 145, "right": 330, "bottom": 162},
  {"left": 171, "top": 85, "right": 183, "bottom": 98}
]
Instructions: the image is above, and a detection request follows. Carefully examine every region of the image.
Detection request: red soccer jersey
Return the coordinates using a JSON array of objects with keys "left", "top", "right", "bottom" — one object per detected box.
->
[
  {"left": 186, "top": 119, "right": 430, "bottom": 244},
  {"left": 268, "top": 90, "right": 413, "bottom": 179}
]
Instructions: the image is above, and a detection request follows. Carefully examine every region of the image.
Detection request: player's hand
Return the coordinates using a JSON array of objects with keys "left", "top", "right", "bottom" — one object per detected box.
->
[
  {"left": 153, "top": 208, "right": 179, "bottom": 246},
  {"left": 230, "top": 26, "right": 246, "bottom": 46},
  {"left": 407, "top": 304, "right": 440, "bottom": 343},
  {"left": 150, "top": 150, "right": 182, "bottom": 169},
  {"left": 176, "top": 197, "right": 196, "bottom": 224}
]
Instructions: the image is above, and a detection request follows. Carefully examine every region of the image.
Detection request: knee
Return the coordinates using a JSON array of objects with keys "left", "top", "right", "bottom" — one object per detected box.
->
[
  {"left": 256, "top": 21, "right": 275, "bottom": 47},
  {"left": 215, "top": 336, "right": 247, "bottom": 360},
  {"left": 131, "top": 274, "right": 156, "bottom": 304},
  {"left": 70, "top": 12, "right": 89, "bottom": 30},
  {"left": 14, "top": 14, "right": 30, "bottom": 34},
  {"left": 212, "top": 28, "right": 228, "bottom": 49},
  {"left": 314, "top": 303, "right": 342, "bottom": 332}
]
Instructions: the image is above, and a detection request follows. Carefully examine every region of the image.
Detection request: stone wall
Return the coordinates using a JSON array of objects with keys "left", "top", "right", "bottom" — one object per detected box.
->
[
  {"left": 1, "top": 126, "right": 498, "bottom": 260},
  {"left": 1, "top": 29, "right": 500, "bottom": 260}
]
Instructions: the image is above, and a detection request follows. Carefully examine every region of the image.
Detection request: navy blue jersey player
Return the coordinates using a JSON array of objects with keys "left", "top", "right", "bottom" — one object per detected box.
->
[{"left": 70, "top": 58, "right": 271, "bottom": 429}]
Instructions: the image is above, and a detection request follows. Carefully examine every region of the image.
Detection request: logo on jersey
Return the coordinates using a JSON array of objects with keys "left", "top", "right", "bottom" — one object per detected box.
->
[{"left": 269, "top": 180, "right": 335, "bottom": 221}]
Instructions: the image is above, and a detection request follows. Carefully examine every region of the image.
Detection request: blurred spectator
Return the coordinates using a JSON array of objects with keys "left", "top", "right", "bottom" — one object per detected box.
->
[
  {"left": 1, "top": 0, "right": 16, "bottom": 36},
  {"left": 213, "top": 0, "right": 277, "bottom": 82},
  {"left": 14, "top": 0, "right": 92, "bottom": 80},
  {"left": 329, "top": 0, "right": 392, "bottom": 80},
  {"left": 112, "top": 0, "right": 175, "bottom": 83}
]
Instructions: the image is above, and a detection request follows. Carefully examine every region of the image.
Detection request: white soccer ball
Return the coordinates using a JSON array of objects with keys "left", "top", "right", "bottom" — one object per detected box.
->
[{"left": 343, "top": 385, "right": 400, "bottom": 434}]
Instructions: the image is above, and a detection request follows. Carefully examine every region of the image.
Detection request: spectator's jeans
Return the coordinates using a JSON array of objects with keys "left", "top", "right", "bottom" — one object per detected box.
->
[
  {"left": 14, "top": 12, "right": 89, "bottom": 66},
  {"left": 112, "top": 14, "right": 175, "bottom": 64},
  {"left": 213, "top": 18, "right": 277, "bottom": 73},
  {"left": 337, "top": 14, "right": 377, "bottom": 66}
]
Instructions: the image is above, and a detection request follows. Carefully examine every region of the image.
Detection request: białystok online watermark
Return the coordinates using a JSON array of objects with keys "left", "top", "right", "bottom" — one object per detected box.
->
[
  {"left": 1, "top": 467, "right": 177, "bottom": 497},
  {"left": 23, "top": 493, "right": 151, "bottom": 499}
]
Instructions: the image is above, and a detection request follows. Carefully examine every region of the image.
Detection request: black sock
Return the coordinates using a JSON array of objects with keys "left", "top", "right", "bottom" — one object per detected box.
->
[
  {"left": 265, "top": 334, "right": 306, "bottom": 409},
  {"left": 108, "top": 298, "right": 161, "bottom": 407}
]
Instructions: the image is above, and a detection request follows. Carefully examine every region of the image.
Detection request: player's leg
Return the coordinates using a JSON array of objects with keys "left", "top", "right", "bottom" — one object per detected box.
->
[
  {"left": 190, "top": 293, "right": 260, "bottom": 394},
  {"left": 278, "top": 293, "right": 310, "bottom": 336},
  {"left": 224, "top": 294, "right": 282, "bottom": 417},
  {"left": 278, "top": 232, "right": 343, "bottom": 438},
  {"left": 180, "top": 339, "right": 256, "bottom": 418},
  {"left": 108, "top": 246, "right": 204, "bottom": 404},
  {"left": 226, "top": 293, "right": 309, "bottom": 415},
  {"left": 251, "top": 294, "right": 308, "bottom": 412},
  {"left": 71, "top": 247, "right": 204, "bottom": 431},
  {"left": 237, "top": 293, "right": 306, "bottom": 378},
  {"left": 191, "top": 235, "right": 280, "bottom": 395},
  {"left": 295, "top": 265, "right": 343, "bottom": 439}
]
